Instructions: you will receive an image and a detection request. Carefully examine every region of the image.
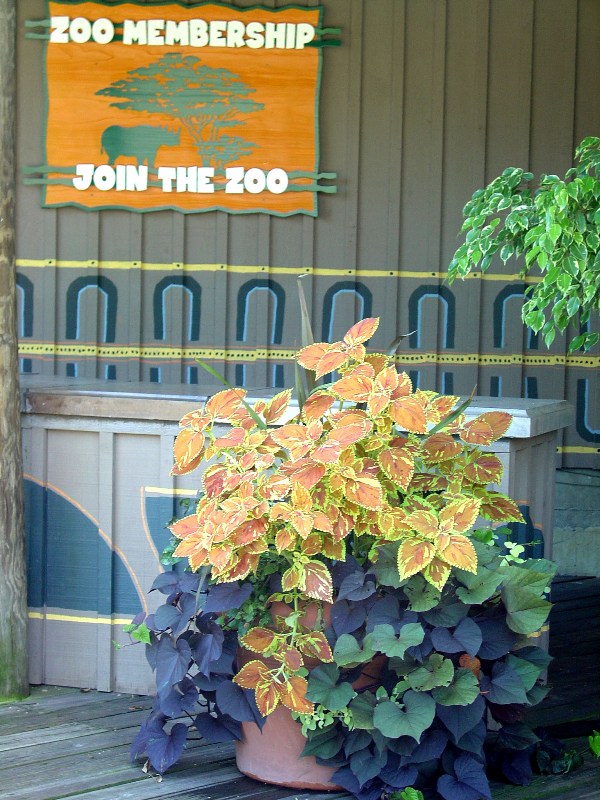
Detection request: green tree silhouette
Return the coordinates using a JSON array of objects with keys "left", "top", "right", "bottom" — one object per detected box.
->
[{"left": 96, "top": 54, "right": 264, "bottom": 168}]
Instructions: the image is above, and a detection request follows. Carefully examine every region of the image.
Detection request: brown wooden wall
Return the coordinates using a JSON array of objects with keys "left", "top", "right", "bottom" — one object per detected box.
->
[{"left": 15, "top": 0, "right": 600, "bottom": 467}]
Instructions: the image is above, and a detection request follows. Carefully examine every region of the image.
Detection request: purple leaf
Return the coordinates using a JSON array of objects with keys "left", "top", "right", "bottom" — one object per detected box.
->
[
  {"left": 154, "top": 603, "right": 182, "bottom": 632},
  {"left": 437, "top": 753, "right": 492, "bottom": 800},
  {"left": 215, "top": 681, "right": 265, "bottom": 727},
  {"left": 338, "top": 572, "right": 376, "bottom": 602},
  {"left": 130, "top": 706, "right": 166, "bottom": 761},
  {"left": 437, "top": 695, "right": 486, "bottom": 742},
  {"left": 192, "top": 622, "right": 225, "bottom": 675},
  {"left": 480, "top": 663, "right": 528, "bottom": 705},
  {"left": 430, "top": 618, "right": 482, "bottom": 657},
  {"left": 477, "top": 618, "right": 517, "bottom": 659},
  {"left": 365, "top": 595, "right": 401, "bottom": 632},
  {"left": 194, "top": 711, "right": 241, "bottom": 743},
  {"left": 146, "top": 722, "right": 188, "bottom": 774},
  {"left": 203, "top": 581, "right": 252, "bottom": 613},
  {"left": 331, "top": 600, "right": 367, "bottom": 636},
  {"left": 150, "top": 572, "right": 182, "bottom": 595},
  {"left": 155, "top": 635, "right": 192, "bottom": 694},
  {"left": 400, "top": 728, "right": 448, "bottom": 765}
]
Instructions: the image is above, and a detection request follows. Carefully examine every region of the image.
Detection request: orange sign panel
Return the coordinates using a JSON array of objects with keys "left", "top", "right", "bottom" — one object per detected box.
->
[{"left": 37, "top": 2, "right": 336, "bottom": 215}]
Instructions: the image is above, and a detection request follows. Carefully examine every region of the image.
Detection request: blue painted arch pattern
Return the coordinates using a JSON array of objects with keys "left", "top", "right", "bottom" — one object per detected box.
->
[{"left": 15, "top": 265, "right": 600, "bottom": 467}]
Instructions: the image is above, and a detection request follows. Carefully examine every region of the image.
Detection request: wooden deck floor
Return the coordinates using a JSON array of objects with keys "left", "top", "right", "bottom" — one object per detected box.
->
[{"left": 1, "top": 577, "right": 599, "bottom": 800}]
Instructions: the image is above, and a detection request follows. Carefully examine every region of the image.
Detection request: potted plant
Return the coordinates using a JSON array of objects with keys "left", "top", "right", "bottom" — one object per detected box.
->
[
  {"left": 129, "top": 317, "right": 556, "bottom": 799},
  {"left": 448, "top": 136, "right": 600, "bottom": 352}
]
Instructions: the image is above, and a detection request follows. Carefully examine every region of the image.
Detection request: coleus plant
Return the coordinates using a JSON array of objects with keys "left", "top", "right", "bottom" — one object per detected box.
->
[
  {"left": 167, "top": 317, "right": 520, "bottom": 717},
  {"left": 130, "top": 317, "right": 556, "bottom": 797}
]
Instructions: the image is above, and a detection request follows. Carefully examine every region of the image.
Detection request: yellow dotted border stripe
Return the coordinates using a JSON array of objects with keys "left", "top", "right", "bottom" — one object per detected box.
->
[
  {"left": 17, "top": 342, "right": 599, "bottom": 368},
  {"left": 16, "top": 258, "right": 540, "bottom": 283}
]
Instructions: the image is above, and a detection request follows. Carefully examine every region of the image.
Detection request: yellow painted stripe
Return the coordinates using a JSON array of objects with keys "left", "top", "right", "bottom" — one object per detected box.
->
[
  {"left": 559, "top": 446, "right": 600, "bottom": 454},
  {"left": 145, "top": 486, "right": 198, "bottom": 497},
  {"left": 17, "top": 342, "right": 599, "bottom": 368},
  {"left": 28, "top": 611, "right": 133, "bottom": 625},
  {"left": 15, "top": 258, "right": 540, "bottom": 283}
]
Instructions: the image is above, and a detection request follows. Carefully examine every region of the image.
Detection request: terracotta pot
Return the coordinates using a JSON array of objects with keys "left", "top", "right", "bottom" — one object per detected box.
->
[
  {"left": 234, "top": 598, "right": 385, "bottom": 790},
  {"left": 236, "top": 705, "right": 342, "bottom": 790}
]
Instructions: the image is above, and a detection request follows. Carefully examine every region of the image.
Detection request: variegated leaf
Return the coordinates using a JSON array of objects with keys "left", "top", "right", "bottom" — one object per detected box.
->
[
  {"left": 275, "top": 527, "right": 296, "bottom": 552},
  {"left": 241, "top": 627, "right": 277, "bottom": 654},
  {"left": 286, "top": 459, "right": 326, "bottom": 491},
  {"left": 205, "top": 388, "right": 246, "bottom": 420},
  {"left": 406, "top": 509, "right": 439, "bottom": 539},
  {"left": 233, "top": 660, "right": 270, "bottom": 689},
  {"left": 212, "top": 427, "right": 246, "bottom": 449},
  {"left": 271, "top": 424, "right": 313, "bottom": 460},
  {"left": 297, "top": 342, "right": 331, "bottom": 371},
  {"left": 439, "top": 498, "right": 481, "bottom": 535},
  {"left": 379, "top": 447, "right": 415, "bottom": 491},
  {"left": 346, "top": 474, "right": 384, "bottom": 510},
  {"left": 304, "top": 561, "right": 333, "bottom": 602},
  {"left": 389, "top": 397, "right": 428, "bottom": 433},
  {"left": 315, "top": 348, "right": 351, "bottom": 379},
  {"left": 437, "top": 534, "right": 478, "bottom": 572},
  {"left": 169, "top": 514, "right": 200, "bottom": 540},
  {"left": 279, "top": 676, "right": 314, "bottom": 714},
  {"left": 254, "top": 679, "right": 281, "bottom": 716},
  {"left": 460, "top": 411, "right": 512, "bottom": 445},
  {"left": 172, "top": 428, "right": 205, "bottom": 475},
  {"left": 421, "top": 432, "right": 462, "bottom": 462},
  {"left": 298, "top": 631, "right": 334, "bottom": 662},
  {"left": 302, "top": 392, "right": 335, "bottom": 422},
  {"left": 178, "top": 408, "right": 210, "bottom": 432},
  {"left": 343, "top": 317, "right": 380, "bottom": 345},
  {"left": 263, "top": 389, "right": 293, "bottom": 424},
  {"left": 398, "top": 539, "right": 437, "bottom": 579},
  {"left": 422, "top": 557, "right": 452, "bottom": 591},
  {"left": 478, "top": 492, "right": 524, "bottom": 523},
  {"left": 332, "top": 364, "right": 374, "bottom": 402},
  {"left": 464, "top": 454, "right": 504, "bottom": 485}
]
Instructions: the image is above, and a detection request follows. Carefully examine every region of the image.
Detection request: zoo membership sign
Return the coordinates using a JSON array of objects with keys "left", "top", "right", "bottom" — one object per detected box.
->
[{"left": 28, "top": 2, "right": 338, "bottom": 215}]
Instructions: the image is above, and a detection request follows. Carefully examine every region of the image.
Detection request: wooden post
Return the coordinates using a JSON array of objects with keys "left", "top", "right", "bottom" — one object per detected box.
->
[{"left": 0, "top": 0, "right": 28, "bottom": 700}]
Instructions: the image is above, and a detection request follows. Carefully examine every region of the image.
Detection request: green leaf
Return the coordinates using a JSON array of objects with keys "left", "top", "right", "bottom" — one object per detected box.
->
[
  {"left": 403, "top": 574, "right": 441, "bottom": 611},
  {"left": 548, "top": 223, "right": 562, "bottom": 245},
  {"left": 371, "top": 542, "right": 403, "bottom": 588},
  {"left": 455, "top": 566, "right": 502, "bottom": 605},
  {"left": 364, "top": 623, "right": 425, "bottom": 659},
  {"left": 306, "top": 663, "right": 356, "bottom": 710},
  {"left": 348, "top": 691, "right": 377, "bottom": 730},
  {"left": 131, "top": 623, "right": 151, "bottom": 645},
  {"left": 333, "top": 634, "right": 376, "bottom": 667},
  {"left": 502, "top": 589, "right": 552, "bottom": 635},
  {"left": 301, "top": 725, "right": 343, "bottom": 759},
  {"left": 432, "top": 668, "right": 480, "bottom": 706},
  {"left": 373, "top": 690, "right": 436, "bottom": 741},
  {"left": 408, "top": 654, "right": 454, "bottom": 692},
  {"left": 505, "top": 654, "right": 543, "bottom": 692}
]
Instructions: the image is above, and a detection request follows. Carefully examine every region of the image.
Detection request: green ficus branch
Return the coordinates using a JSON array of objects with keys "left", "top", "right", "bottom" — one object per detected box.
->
[{"left": 448, "top": 136, "right": 600, "bottom": 352}]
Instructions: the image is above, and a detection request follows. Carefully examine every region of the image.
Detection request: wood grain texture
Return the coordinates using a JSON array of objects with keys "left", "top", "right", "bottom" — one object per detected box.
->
[{"left": 0, "top": 0, "right": 28, "bottom": 700}]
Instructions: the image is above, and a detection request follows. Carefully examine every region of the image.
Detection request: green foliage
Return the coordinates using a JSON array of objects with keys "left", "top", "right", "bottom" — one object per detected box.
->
[
  {"left": 449, "top": 136, "right": 600, "bottom": 351},
  {"left": 389, "top": 790, "right": 424, "bottom": 800},
  {"left": 97, "top": 54, "right": 263, "bottom": 168},
  {"left": 372, "top": 690, "right": 436, "bottom": 741},
  {"left": 589, "top": 729, "right": 600, "bottom": 758}
]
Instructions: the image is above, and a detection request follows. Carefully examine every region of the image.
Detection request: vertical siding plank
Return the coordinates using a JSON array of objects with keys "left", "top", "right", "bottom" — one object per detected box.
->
[
  {"left": 483, "top": 0, "right": 534, "bottom": 399},
  {"left": 441, "top": 0, "right": 489, "bottom": 397},
  {"left": 96, "top": 430, "right": 114, "bottom": 692},
  {"left": 528, "top": 0, "right": 578, "bottom": 450},
  {"left": 399, "top": 0, "right": 447, "bottom": 390}
]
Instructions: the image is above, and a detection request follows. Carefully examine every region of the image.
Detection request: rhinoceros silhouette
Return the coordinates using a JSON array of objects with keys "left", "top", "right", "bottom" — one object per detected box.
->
[{"left": 100, "top": 125, "right": 180, "bottom": 168}]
